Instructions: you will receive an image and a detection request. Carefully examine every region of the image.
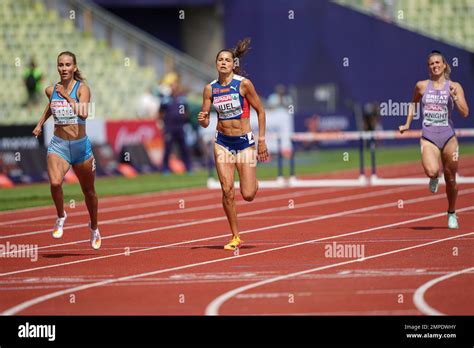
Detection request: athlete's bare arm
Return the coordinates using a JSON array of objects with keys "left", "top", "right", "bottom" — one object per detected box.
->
[
  {"left": 198, "top": 84, "right": 212, "bottom": 128},
  {"left": 241, "top": 79, "right": 268, "bottom": 161},
  {"left": 32, "top": 86, "right": 54, "bottom": 137},
  {"left": 449, "top": 81, "right": 469, "bottom": 117},
  {"left": 399, "top": 80, "right": 425, "bottom": 133}
]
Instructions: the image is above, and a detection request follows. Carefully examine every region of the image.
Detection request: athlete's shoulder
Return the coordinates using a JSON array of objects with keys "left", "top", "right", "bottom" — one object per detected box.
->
[
  {"left": 233, "top": 74, "right": 246, "bottom": 82},
  {"left": 415, "top": 80, "right": 429, "bottom": 93},
  {"left": 448, "top": 80, "right": 462, "bottom": 89},
  {"left": 203, "top": 83, "right": 212, "bottom": 97},
  {"left": 416, "top": 80, "right": 429, "bottom": 88},
  {"left": 77, "top": 82, "right": 90, "bottom": 92},
  {"left": 45, "top": 85, "right": 54, "bottom": 98}
]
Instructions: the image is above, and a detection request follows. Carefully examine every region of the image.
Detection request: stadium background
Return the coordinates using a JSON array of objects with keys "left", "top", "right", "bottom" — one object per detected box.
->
[{"left": 0, "top": 0, "right": 473, "bottom": 209}]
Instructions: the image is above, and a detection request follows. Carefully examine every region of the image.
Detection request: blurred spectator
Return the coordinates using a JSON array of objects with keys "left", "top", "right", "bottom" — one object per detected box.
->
[
  {"left": 362, "top": 101, "right": 382, "bottom": 131},
  {"left": 267, "top": 84, "right": 293, "bottom": 110},
  {"left": 137, "top": 87, "right": 160, "bottom": 118},
  {"left": 23, "top": 59, "right": 43, "bottom": 108},
  {"left": 158, "top": 80, "right": 192, "bottom": 174}
]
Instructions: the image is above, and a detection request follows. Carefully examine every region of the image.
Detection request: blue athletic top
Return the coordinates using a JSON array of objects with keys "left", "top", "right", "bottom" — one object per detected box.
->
[
  {"left": 50, "top": 80, "right": 85, "bottom": 125},
  {"left": 210, "top": 74, "right": 250, "bottom": 121}
]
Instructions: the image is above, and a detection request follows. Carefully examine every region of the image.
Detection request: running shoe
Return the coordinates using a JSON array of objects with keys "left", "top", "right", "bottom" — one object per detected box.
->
[
  {"left": 89, "top": 223, "right": 102, "bottom": 250},
  {"left": 224, "top": 236, "right": 243, "bottom": 251},
  {"left": 429, "top": 177, "right": 439, "bottom": 193},
  {"left": 448, "top": 213, "right": 459, "bottom": 229},
  {"left": 52, "top": 211, "right": 67, "bottom": 239}
]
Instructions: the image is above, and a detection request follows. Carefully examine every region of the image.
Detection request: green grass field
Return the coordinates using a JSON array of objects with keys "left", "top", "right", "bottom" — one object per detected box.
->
[{"left": 1, "top": 144, "right": 474, "bottom": 211}]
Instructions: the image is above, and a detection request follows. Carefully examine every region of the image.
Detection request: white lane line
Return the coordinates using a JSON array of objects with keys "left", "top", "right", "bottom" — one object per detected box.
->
[
  {"left": 1, "top": 187, "right": 344, "bottom": 239},
  {"left": 0, "top": 186, "right": 213, "bottom": 216},
  {"left": 0, "top": 192, "right": 220, "bottom": 226},
  {"left": 204, "top": 232, "right": 474, "bottom": 315},
  {"left": 0, "top": 186, "right": 419, "bottom": 256},
  {"left": 412, "top": 266, "right": 474, "bottom": 316},
  {"left": 3, "top": 206, "right": 473, "bottom": 315}
]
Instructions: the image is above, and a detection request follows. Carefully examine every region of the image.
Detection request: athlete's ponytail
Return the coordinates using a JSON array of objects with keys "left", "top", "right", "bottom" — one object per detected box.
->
[
  {"left": 427, "top": 51, "right": 451, "bottom": 80},
  {"left": 215, "top": 37, "right": 252, "bottom": 76},
  {"left": 232, "top": 37, "right": 251, "bottom": 75},
  {"left": 57, "top": 51, "right": 86, "bottom": 82}
]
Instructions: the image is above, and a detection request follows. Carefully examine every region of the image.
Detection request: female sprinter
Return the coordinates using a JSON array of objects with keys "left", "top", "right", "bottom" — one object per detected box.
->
[
  {"left": 399, "top": 50, "right": 469, "bottom": 229},
  {"left": 198, "top": 38, "right": 268, "bottom": 250},
  {"left": 32, "top": 51, "right": 101, "bottom": 249}
]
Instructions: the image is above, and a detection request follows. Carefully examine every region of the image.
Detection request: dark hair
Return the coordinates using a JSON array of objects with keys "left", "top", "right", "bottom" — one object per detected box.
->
[
  {"left": 427, "top": 51, "right": 451, "bottom": 80},
  {"left": 57, "top": 51, "right": 85, "bottom": 81},
  {"left": 215, "top": 37, "right": 251, "bottom": 75}
]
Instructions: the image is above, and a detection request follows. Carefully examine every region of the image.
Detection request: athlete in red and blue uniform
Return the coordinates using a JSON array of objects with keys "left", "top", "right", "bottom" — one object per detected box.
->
[
  {"left": 198, "top": 38, "right": 269, "bottom": 250},
  {"left": 399, "top": 51, "right": 469, "bottom": 229}
]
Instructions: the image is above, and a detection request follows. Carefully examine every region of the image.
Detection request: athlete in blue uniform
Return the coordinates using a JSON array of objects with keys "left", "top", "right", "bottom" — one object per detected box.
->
[
  {"left": 32, "top": 51, "right": 101, "bottom": 249},
  {"left": 198, "top": 38, "right": 268, "bottom": 250}
]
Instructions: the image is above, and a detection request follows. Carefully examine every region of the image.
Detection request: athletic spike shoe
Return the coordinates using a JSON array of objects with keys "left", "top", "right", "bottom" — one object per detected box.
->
[
  {"left": 448, "top": 213, "right": 459, "bottom": 229},
  {"left": 429, "top": 177, "right": 439, "bottom": 193},
  {"left": 89, "top": 223, "right": 102, "bottom": 250},
  {"left": 52, "top": 211, "right": 67, "bottom": 239},
  {"left": 224, "top": 236, "right": 243, "bottom": 251}
]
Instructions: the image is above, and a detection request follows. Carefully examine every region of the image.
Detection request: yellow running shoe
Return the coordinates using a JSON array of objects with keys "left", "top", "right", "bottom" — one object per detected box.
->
[{"left": 224, "top": 236, "right": 243, "bottom": 251}]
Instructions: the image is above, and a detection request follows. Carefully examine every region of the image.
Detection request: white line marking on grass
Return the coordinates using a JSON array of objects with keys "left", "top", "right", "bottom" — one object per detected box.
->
[
  {"left": 204, "top": 232, "right": 474, "bottom": 315},
  {"left": 412, "top": 266, "right": 474, "bottom": 315}
]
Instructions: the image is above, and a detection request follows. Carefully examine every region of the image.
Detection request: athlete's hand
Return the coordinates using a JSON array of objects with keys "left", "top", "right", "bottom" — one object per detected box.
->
[
  {"left": 257, "top": 139, "right": 269, "bottom": 162},
  {"left": 198, "top": 111, "right": 209, "bottom": 127},
  {"left": 55, "top": 84, "right": 68, "bottom": 99},
  {"left": 197, "top": 111, "right": 209, "bottom": 122},
  {"left": 32, "top": 125, "right": 42, "bottom": 138},
  {"left": 398, "top": 124, "right": 409, "bottom": 134},
  {"left": 449, "top": 84, "right": 458, "bottom": 100}
]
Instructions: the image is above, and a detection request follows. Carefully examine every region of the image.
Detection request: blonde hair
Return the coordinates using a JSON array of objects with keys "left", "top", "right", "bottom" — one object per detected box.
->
[{"left": 427, "top": 51, "right": 451, "bottom": 80}]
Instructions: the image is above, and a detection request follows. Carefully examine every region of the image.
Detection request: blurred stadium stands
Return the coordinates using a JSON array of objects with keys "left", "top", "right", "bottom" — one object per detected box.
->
[
  {"left": 0, "top": 0, "right": 214, "bottom": 125},
  {"left": 336, "top": 0, "right": 474, "bottom": 52}
]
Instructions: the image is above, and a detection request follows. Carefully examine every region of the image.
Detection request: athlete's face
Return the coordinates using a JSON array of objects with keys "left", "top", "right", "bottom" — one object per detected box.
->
[
  {"left": 57, "top": 55, "right": 77, "bottom": 80},
  {"left": 216, "top": 52, "right": 234, "bottom": 74},
  {"left": 428, "top": 55, "right": 446, "bottom": 77}
]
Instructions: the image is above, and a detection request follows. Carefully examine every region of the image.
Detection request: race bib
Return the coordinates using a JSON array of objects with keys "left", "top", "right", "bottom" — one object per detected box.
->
[
  {"left": 213, "top": 93, "right": 243, "bottom": 119},
  {"left": 51, "top": 100, "right": 78, "bottom": 125},
  {"left": 423, "top": 104, "right": 448, "bottom": 126}
]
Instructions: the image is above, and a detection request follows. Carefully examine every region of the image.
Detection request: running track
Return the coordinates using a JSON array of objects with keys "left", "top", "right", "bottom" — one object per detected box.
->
[{"left": 0, "top": 161, "right": 473, "bottom": 316}]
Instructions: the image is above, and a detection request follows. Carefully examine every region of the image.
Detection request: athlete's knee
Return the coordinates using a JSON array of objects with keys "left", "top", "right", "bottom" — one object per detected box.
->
[
  {"left": 241, "top": 188, "right": 257, "bottom": 202},
  {"left": 50, "top": 180, "right": 63, "bottom": 189},
  {"left": 444, "top": 170, "right": 457, "bottom": 185},
  {"left": 424, "top": 167, "right": 439, "bottom": 178},
  {"left": 83, "top": 187, "right": 97, "bottom": 199},
  {"left": 222, "top": 186, "right": 235, "bottom": 200}
]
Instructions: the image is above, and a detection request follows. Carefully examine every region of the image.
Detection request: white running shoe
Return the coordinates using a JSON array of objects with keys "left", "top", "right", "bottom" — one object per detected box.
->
[
  {"left": 448, "top": 213, "right": 459, "bottom": 229},
  {"left": 89, "top": 223, "right": 102, "bottom": 250},
  {"left": 429, "top": 177, "right": 439, "bottom": 193},
  {"left": 52, "top": 211, "right": 67, "bottom": 239}
]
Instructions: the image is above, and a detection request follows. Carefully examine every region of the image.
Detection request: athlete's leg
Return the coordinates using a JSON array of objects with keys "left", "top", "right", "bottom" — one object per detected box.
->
[
  {"left": 235, "top": 146, "right": 258, "bottom": 202},
  {"left": 441, "top": 136, "right": 459, "bottom": 213},
  {"left": 214, "top": 143, "right": 239, "bottom": 238},
  {"left": 47, "top": 153, "right": 70, "bottom": 217},
  {"left": 73, "top": 156, "right": 98, "bottom": 229},
  {"left": 420, "top": 138, "right": 441, "bottom": 179}
]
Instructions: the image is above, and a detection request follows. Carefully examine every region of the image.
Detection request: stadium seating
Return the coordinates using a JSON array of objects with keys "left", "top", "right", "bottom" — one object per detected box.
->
[
  {"left": 335, "top": 0, "right": 474, "bottom": 52},
  {"left": 0, "top": 0, "right": 157, "bottom": 125}
]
